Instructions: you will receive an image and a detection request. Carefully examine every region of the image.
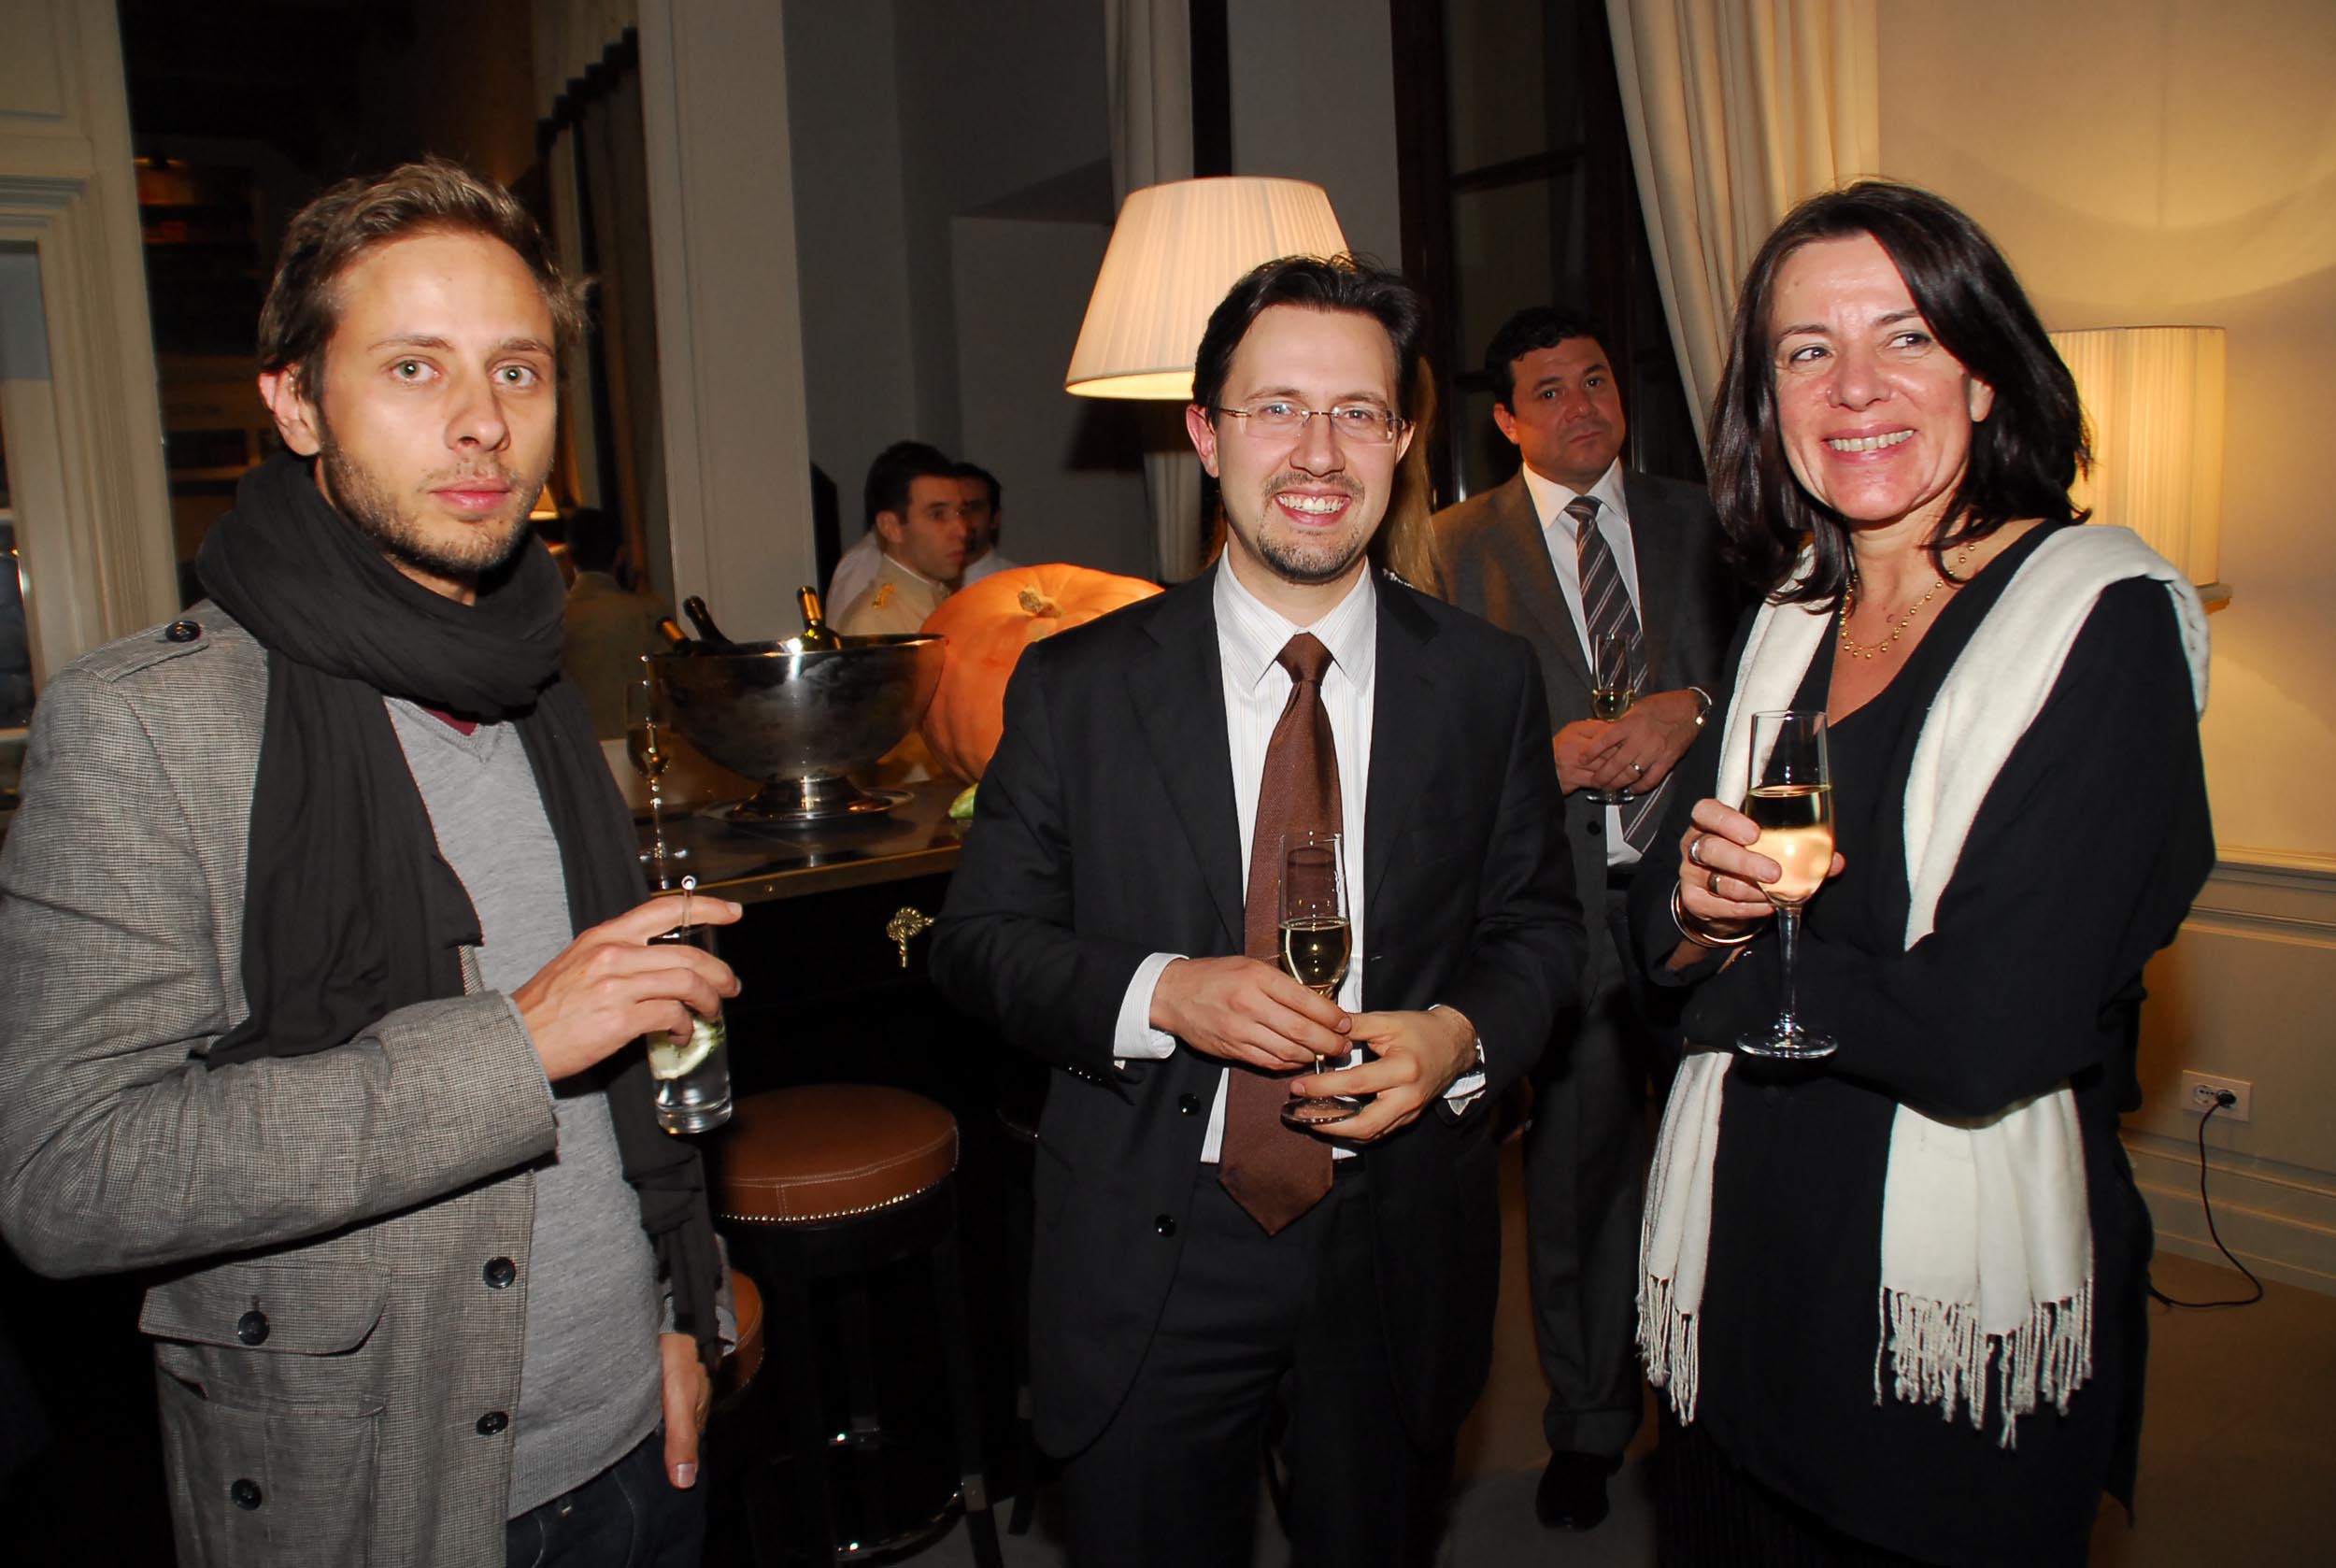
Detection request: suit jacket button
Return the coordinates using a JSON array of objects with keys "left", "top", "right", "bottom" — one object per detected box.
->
[
  {"left": 164, "top": 619, "right": 202, "bottom": 643},
  {"left": 483, "top": 1257, "right": 517, "bottom": 1290},
  {"left": 1586, "top": 820, "right": 1602, "bottom": 835},
  {"left": 1177, "top": 1093, "right": 1201, "bottom": 1115},
  {"left": 230, "top": 1478, "right": 263, "bottom": 1510},
  {"left": 477, "top": 1410, "right": 509, "bottom": 1436},
  {"left": 235, "top": 1310, "right": 269, "bottom": 1346},
  {"left": 1154, "top": 1215, "right": 1176, "bottom": 1237}
]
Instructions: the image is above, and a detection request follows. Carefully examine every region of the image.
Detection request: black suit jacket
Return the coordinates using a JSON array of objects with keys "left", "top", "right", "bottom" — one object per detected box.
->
[
  {"left": 931, "top": 569, "right": 1582, "bottom": 1456},
  {"left": 1432, "top": 469, "right": 1739, "bottom": 991}
]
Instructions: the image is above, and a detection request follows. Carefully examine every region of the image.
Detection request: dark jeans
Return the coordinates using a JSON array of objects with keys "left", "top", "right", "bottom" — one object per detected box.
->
[{"left": 506, "top": 1429, "right": 705, "bottom": 1568}]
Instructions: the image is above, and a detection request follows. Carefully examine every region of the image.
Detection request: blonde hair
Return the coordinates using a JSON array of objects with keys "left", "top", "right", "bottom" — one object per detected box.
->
[{"left": 1371, "top": 357, "right": 1440, "bottom": 594}]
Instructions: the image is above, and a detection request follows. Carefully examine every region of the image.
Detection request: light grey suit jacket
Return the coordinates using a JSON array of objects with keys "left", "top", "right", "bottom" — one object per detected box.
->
[
  {"left": 0, "top": 606, "right": 567, "bottom": 1566},
  {"left": 1433, "top": 469, "right": 1740, "bottom": 992}
]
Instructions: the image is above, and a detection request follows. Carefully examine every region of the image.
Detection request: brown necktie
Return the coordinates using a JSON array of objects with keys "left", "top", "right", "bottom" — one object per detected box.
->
[{"left": 1220, "top": 633, "right": 1340, "bottom": 1235}]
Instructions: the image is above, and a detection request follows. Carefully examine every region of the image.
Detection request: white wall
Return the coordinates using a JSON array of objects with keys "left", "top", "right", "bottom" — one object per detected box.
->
[
  {"left": 951, "top": 216, "right": 1152, "bottom": 578},
  {"left": 1226, "top": 0, "right": 1403, "bottom": 265},
  {"left": 892, "top": 0, "right": 1118, "bottom": 450},
  {"left": 785, "top": 0, "right": 1151, "bottom": 577},
  {"left": 1878, "top": 0, "right": 2336, "bottom": 1290},
  {"left": 637, "top": 0, "right": 817, "bottom": 638},
  {"left": 783, "top": 0, "right": 919, "bottom": 517},
  {"left": 0, "top": 0, "right": 177, "bottom": 671}
]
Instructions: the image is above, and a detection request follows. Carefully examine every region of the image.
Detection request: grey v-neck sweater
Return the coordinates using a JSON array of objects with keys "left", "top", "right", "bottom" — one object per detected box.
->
[{"left": 387, "top": 700, "right": 664, "bottom": 1517}]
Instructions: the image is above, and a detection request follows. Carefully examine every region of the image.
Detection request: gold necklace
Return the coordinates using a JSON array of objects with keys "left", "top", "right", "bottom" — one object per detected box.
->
[{"left": 1838, "top": 542, "right": 1973, "bottom": 662}]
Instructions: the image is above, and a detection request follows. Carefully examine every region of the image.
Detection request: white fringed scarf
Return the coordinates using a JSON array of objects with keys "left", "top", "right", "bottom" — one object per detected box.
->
[{"left": 1638, "top": 525, "right": 2209, "bottom": 1447}]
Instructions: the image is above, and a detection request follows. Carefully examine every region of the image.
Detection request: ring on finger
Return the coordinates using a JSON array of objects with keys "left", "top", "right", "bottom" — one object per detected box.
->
[
  {"left": 1631, "top": 760, "right": 1645, "bottom": 775},
  {"left": 1708, "top": 868, "right": 1722, "bottom": 896},
  {"left": 1688, "top": 832, "right": 1708, "bottom": 867}
]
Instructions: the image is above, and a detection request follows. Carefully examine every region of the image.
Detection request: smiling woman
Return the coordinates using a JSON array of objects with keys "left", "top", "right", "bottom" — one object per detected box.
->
[{"left": 1631, "top": 181, "right": 2215, "bottom": 1566}]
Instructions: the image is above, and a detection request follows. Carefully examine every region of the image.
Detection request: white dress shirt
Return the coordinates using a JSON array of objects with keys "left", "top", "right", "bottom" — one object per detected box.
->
[
  {"left": 1109, "top": 559, "right": 1481, "bottom": 1162},
  {"left": 825, "top": 530, "right": 884, "bottom": 618},
  {"left": 1520, "top": 458, "right": 1645, "bottom": 870}
]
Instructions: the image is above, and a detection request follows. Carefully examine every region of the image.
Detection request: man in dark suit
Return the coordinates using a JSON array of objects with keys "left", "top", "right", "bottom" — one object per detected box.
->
[
  {"left": 932, "top": 258, "right": 1582, "bottom": 1567},
  {"left": 1432, "top": 306, "right": 1740, "bottom": 1532}
]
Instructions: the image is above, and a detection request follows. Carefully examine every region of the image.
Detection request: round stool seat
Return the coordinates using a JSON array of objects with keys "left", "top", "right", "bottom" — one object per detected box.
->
[
  {"left": 718, "top": 1085, "right": 959, "bottom": 1224},
  {"left": 718, "top": 1270, "right": 764, "bottom": 1401}
]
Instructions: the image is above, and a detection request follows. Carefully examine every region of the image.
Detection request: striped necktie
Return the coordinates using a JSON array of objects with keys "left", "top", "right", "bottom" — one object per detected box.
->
[{"left": 1570, "top": 495, "right": 1667, "bottom": 853}]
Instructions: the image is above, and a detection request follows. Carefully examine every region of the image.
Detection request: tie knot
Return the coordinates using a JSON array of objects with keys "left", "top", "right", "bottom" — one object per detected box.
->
[
  {"left": 1276, "top": 632, "right": 1333, "bottom": 687},
  {"left": 1565, "top": 494, "right": 1602, "bottom": 528}
]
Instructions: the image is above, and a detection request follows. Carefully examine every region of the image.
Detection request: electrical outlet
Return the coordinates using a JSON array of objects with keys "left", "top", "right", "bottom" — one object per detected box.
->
[{"left": 2179, "top": 1071, "right": 2252, "bottom": 1124}]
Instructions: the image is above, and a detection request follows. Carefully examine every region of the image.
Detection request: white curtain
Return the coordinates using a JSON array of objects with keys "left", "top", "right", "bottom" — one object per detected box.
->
[
  {"left": 1105, "top": 0, "right": 1207, "bottom": 583},
  {"left": 1606, "top": 0, "right": 1880, "bottom": 447}
]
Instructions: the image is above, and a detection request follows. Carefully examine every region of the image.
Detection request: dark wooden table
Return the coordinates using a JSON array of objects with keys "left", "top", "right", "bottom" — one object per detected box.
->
[{"left": 641, "top": 776, "right": 967, "bottom": 907}]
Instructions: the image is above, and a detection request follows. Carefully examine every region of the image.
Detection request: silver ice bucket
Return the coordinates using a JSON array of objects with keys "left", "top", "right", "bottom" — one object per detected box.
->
[{"left": 649, "top": 634, "right": 945, "bottom": 822}]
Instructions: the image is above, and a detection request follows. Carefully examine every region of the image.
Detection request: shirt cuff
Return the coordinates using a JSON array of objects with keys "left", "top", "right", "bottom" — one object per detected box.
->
[
  {"left": 1429, "top": 1005, "right": 1488, "bottom": 1112},
  {"left": 1114, "top": 952, "right": 1185, "bottom": 1063}
]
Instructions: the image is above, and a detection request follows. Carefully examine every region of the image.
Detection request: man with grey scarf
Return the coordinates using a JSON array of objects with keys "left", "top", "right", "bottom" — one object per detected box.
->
[{"left": 0, "top": 160, "right": 737, "bottom": 1568}]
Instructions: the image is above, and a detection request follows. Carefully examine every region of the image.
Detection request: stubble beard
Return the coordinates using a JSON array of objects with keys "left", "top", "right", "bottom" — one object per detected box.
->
[{"left": 316, "top": 410, "right": 542, "bottom": 584}]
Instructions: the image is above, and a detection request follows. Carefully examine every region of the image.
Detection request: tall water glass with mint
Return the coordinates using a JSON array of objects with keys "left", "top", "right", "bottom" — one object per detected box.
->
[{"left": 651, "top": 877, "right": 733, "bottom": 1132}]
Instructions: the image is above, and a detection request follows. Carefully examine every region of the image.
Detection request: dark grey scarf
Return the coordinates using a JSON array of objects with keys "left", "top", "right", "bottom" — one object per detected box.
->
[{"left": 196, "top": 452, "right": 721, "bottom": 1366}]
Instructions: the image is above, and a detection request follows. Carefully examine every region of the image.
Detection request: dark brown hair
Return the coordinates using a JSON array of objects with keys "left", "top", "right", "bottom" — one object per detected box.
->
[
  {"left": 258, "top": 156, "right": 586, "bottom": 400},
  {"left": 1190, "top": 253, "right": 1428, "bottom": 426},
  {"left": 1190, "top": 255, "right": 1433, "bottom": 583},
  {"left": 1483, "top": 304, "right": 1608, "bottom": 409},
  {"left": 1707, "top": 180, "right": 2088, "bottom": 604}
]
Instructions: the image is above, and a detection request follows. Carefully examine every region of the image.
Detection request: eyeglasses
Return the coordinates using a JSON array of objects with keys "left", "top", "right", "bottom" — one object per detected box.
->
[{"left": 1212, "top": 401, "right": 1410, "bottom": 446}]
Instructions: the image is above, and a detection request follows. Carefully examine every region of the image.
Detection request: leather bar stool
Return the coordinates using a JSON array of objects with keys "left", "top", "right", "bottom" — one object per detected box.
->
[
  {"left": 718, "top": 1270, "right": 767, "bottom": 1408},
  {"left": 714, "top": 1086, "right": 1004, "bottom": 1568},
  {"left": 706, "top": 1270, "right": 778, "bottom": 1561}
]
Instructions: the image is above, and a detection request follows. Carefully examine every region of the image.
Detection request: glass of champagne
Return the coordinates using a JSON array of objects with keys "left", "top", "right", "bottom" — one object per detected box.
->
[
  {"left": 1736, "top": 709, "right": 1837, "bottom": 1059},
  {"left": 1276, "top": 830, "right": 1367, "bottom": 1127},
  {"left": 625, "top": 658, "right": 687, "bottom": 881},
  {"left": 1584, "top": 629, "right": 1639, "bottom": 805},
  {"left": 649, "top": 876, "right": 734, "bottom": 1133}
]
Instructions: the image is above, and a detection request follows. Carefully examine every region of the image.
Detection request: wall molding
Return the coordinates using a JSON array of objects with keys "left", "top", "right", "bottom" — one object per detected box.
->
[
  {"left": 2125, "top": 1129, "right": 2336, "bottom": 1294},
  {"left": 2128, "top": 846, "right": 2336, "bottom": 1298},
  {"left": 2182, "top": 851, "right": 2336, "bottom": 944},
  {"left": 0, "top": 3, "right": 178, "bottom": 681}
]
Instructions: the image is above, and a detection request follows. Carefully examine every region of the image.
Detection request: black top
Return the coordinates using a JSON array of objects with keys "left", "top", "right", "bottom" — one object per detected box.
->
[{"left": 1631, "top": 522, "right": 2215, "bottom": 1565}]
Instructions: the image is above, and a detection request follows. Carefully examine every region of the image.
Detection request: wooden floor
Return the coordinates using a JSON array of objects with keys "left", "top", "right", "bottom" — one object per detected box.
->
[
  {"left": 897, "top": 1140, "right": 2336, "bottom": 1567},
  {"left": 11, "top": 1133, "right": 2326, "bottom": 1564}
]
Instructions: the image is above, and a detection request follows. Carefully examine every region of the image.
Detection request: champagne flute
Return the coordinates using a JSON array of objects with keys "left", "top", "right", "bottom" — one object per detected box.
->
[
  {"left": 1584, "top": 629, "right": 1639, "bottom": 805},
  {"left": 1736, "top": 709, "right": 1837, "bottom": 1059},
  {"left": 1276, "top": 830, "right": 1367, "bottom": 1128},
  {"left": 625, "top": 659, "right": 688, "bottom": 883}
]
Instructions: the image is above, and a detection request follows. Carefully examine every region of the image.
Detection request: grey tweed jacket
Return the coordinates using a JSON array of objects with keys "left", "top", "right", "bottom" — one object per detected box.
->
[{"left": 0, "top": 606, "right": 570, "bottom": 1566}]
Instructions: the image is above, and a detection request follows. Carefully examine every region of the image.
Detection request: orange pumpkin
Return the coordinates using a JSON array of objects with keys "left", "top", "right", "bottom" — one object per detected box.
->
[{"left": 919, "top": 564, "right": 1161, "bottom": 781}]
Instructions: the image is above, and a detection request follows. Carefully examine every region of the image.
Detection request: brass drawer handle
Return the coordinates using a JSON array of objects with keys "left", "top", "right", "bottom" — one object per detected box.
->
[{"left": 886, "top": 906, "right": 934, "bottom": 969}]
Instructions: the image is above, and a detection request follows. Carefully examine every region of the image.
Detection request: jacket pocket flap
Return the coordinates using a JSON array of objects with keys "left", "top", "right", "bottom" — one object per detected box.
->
[{"left": 142, "top": 1264, "right": 390, "bottom": 1355}]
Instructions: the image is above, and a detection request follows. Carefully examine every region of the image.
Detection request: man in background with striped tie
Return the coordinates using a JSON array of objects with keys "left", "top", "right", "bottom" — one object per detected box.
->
[{"left": 1432, "top": 305, "right": 1741, "bottom": 1534}]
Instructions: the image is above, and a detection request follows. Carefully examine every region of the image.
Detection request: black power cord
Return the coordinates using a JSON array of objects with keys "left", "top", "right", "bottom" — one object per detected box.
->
[{"left": 2147, "top": 1093, "right": 2265, "bottom": 1310}]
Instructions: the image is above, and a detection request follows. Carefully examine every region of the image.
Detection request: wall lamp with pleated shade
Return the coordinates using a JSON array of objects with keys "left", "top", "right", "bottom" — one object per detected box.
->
[
  {"left": 2050, "top": 326, "right": 2230, "bottom": 607},
  {"left": 1065, "top": 177, "right": 1349, "bottom": 401}
]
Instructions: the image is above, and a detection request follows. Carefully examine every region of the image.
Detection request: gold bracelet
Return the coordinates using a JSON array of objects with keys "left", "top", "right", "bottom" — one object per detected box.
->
[{"left": 1672, "top": 881, "right": 1756, "bottom": 949}]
